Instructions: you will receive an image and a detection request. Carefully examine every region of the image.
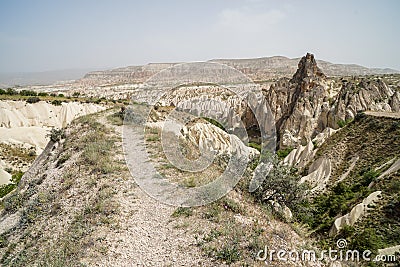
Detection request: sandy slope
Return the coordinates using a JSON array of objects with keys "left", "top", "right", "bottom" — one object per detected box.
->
[{"left": 0, "top": 100, "right": 106, "bottom": 185}]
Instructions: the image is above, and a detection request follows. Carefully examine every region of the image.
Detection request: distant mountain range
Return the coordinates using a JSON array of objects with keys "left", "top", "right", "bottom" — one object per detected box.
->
[
  {"left": 1, "top": 56, "right": 398, "bottom": 87},
  {"left": 82, "top": 55, "right": 399, "bottom": 84}
]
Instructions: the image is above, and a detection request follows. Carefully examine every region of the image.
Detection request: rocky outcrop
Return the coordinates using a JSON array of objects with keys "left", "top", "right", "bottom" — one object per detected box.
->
[
  {"left": 331, "top": 78, "right": 395, "bottom": 124},
  {"left": 182, "top": 122, "right": 259, "bottom": 159},
  {"left": 0, "top": 162, "right": 11, "bottom": 185},
  {"left": 0, "top": 100, "right": 104, "bottom": 156},
  {"left": 0, "top": 100, "right": 105, "bottom": 185},
  {"left": 330, "top": 191, "right": 382, "bottom": 236},
  {"left": 300, "top": 157, "right": 332, "bottom": 192},
  {"left": 284, "top": 140, "right": 315, "bottom": 168},
  {"left": 263, "top": 54, "right": 399, "bottom": 148},
  {"left": 264, "top": 53, "right": 338, "bottom": 148},
  {"left": 0, "top": 100, "right": 105, "bottom": 129},
  {"left": 290, "top": 53, "right": 326, "bottom": 90},
  {"left": 390, "top": 90, "right": 400, "bottom": 112}
]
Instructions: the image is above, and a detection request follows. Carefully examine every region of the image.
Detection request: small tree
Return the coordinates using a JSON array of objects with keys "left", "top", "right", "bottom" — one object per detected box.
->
[
  {"left": 47, "top": 128, "right": 66, "bottom": 142},
  {"left": 252, "top": 154, "right": 308, "bottom": 216},
  {"left": 6, "top": 88, "right": 17, "bottom": 95}
]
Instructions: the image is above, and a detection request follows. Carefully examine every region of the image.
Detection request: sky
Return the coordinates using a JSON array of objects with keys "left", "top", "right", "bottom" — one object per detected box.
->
[{"left": 0, "top": 0, "right": 399, "bottom": 73}]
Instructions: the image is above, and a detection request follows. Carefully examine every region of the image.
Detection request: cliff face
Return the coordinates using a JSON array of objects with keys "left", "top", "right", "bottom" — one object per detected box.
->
[{"left": 262, "top": 53, "right": 399, "bottom": 148}]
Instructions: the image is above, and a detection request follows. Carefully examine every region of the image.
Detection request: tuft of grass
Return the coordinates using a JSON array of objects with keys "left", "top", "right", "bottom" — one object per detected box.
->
[
  {"left": 106, "top": 111, "right": 124, "bottom": 126},
  {"left": 276, "top": 146, "right": 294, "bottom": 159},
  {"left": 145, "top": 135, "right": 160, "bottom": 142},
  {"left": 215, "top": 243, "right": 241, "bottom": 264},
  {"left": 182, "top": 176, "right": 196, "bottom": 188},
  {"left": 56, "top": 153, "right": 71, "bottom": 167},
  {"left": 248, "top": 142, "right": 261, "bottom": 151},
  {"left": 172, "top": 207, "right": 193, "bottom": 218}
]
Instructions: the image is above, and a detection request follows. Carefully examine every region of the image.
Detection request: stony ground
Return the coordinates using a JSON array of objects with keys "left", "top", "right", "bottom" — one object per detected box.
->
[
  {"left": 92, "top": 110, "right": 214, "bottom": 266},
  {"left": 0, "top": 108, "right": 320, "bottom": 267}
]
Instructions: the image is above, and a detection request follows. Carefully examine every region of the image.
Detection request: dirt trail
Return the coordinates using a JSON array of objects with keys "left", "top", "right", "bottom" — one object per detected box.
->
[
  {"left": 365, "top": 111, "right": 400, "bottom": 119},
  {"left": 96, "top": 111, "right": 213, "bottom": 266}
]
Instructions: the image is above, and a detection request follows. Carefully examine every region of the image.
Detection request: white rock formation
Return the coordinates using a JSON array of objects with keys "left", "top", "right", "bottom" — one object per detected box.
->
[
  {"left": 183, "top": 122, "right": 259, "bottom": 159},
  {"left": 284, "top": 140, "right": 315, "bottom": 168},
  {"left": 330, "top": 191, "right": 382, "bottom": 236},
  {"left": 0, "top": 167, "right": 11, "bottom": 185},
  {"left": 0, "top": 100, "right": 105, "bottom": 185},
  {"left": 300, "top": 157, "right": 332, "bottom": 192},
  {"left": 0, "top": 100, "right": 105, "bottom": 128}
]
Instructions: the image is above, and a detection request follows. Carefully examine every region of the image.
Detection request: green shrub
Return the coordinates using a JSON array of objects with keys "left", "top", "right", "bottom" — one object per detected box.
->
[
  {"left": 215, "top": 243, "right": 241, "bottom": 263},
  {"left": 47, "top": 128, "right": 66, "bottom": 142},
  {"left": 20, "top": 90, "right": 37, "bottom": 96},
  {"left": 172, "top": 207, "right": 193, "bottom": 217},
  {"left": 337, "top": 118, "right": 354, "bottom": 128},
  {"left": 248, "top": 142, "right": 261, "bottom": 151},
  {"left": 6, "top": 88, "right": 17, "bottom": 95},
  {"left": 57, "top": 153, "right": 71, "bottom": 167},
  {"left": 252, "top": 154, "right": 307, "bottom": 217},
  {"left": 276, "top": 147, "right": 294, "bottom": 159},
  {"left": 51, "top": 99, "right": 62, "bottom": 106},
  {"left": 26, "top": 97, "right": 40, "bottom": 104},
  {"left": 3, "top": 193, "right": 24, "bottom": 213},
  {"left": 350, "top": 228, "right": 384, "bottom": 253}
]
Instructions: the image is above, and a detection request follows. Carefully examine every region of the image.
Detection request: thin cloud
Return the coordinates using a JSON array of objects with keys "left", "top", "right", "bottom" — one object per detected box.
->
[{"left": 217, "top": 7, "right": 286, "bottom": 34}]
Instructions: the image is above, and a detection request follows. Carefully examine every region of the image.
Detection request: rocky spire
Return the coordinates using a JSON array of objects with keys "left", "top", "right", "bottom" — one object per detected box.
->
[{"left": 290, "top": 53, "right": 326, "bottom": 90}]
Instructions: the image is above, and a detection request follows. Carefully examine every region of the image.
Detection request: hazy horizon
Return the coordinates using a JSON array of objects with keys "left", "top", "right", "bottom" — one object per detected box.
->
[{"left": 1, "top": 0, "right": 399, "bottom": 73}]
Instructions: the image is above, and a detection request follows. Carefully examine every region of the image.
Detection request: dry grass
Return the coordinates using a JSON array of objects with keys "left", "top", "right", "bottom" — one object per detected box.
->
[{"left": 0, "top": 112, "right": 126, "bottom": 266}]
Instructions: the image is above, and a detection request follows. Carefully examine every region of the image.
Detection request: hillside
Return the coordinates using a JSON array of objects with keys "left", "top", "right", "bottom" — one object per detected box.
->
[
  {"left": 292, "top": 112, "right": 400, "bottom": 256},
  {"left": 81, "top": 55, "right": 399, "bottom": 85},
  {"left": 0, "top": 108, "right": 317, "bottom": 266}
]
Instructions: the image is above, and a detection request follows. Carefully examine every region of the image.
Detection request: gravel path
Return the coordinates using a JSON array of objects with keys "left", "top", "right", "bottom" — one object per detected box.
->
[
  {"left": 365, "top": 111, "right": 400, "bottom": 119},
  {"left": 96, "top": 110, "right": 214, "bottom": 266}
]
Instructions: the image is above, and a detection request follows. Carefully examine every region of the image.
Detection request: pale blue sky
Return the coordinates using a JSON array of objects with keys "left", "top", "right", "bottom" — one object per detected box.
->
[{"left": 0, "top": 0, "right": 399, "bottom": 72}]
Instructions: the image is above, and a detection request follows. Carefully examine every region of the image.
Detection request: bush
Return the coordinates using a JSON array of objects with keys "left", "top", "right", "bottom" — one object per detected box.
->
[
  {"left": 6, "top": 88, "right": 17, "bottom": 95},
  {"left": 38, "top": 92, "right": 48, "bottom": 97},
  {"left": 337, "top": 118, "right": 353, "bottom": 128},
  {"left": 47, "top": 128, "right": 66, "bottom": 142},
  {"left": 26, "top": 97, "right": 40, "bottom": 104},
  {"left": 20, "top": 90, "right": 37, "bottom": 96},
  {"left": 252, "top": 154, "right": 307, "bottom": 216},
  {"left": 215, "top": 244, "right": 241, "bottom": 264},
  {"left": 51, "top": 99, "right": 62, "bottom": 106},
  {"left": 172, "top": 207, "right": 193, "bottom": 217},
  {"left": 276, "top": 147, "right": 294, "bottom": 159},
  {"left": 248, "top": 142, "right": 261, "bottom": 151},
  {"left": 0, "top": 89, "right": 5, "bottom": 95}
]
